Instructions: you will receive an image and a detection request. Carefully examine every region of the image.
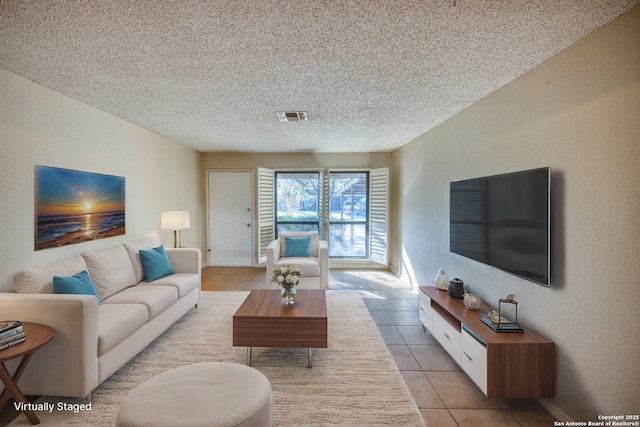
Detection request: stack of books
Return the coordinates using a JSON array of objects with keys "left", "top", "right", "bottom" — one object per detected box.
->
[
  {"left": 480, "top": 313, "right": 524, "bottom": 333},
  {"left": 0, "top": 320, "right": 26, "bottom": 351}
]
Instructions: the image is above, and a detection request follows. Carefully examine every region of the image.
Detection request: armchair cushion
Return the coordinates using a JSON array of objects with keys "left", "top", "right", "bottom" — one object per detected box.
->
[
  {"left": 283, "top": 236, "right": 311, "bottom": 257},
  {"left": 274, "top": 257, "right": 320, "bottom": 277}
]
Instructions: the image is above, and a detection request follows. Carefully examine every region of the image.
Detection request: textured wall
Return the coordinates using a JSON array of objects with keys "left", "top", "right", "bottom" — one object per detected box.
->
[
  {"left": 201, "top": 152, "right": 391, "bottom": 170},
  {"left": 0, "top": 69, "right": 204, "bottom": 292},
  {"left": 390, "top": 6, "right": 640, "bottom": 420}
]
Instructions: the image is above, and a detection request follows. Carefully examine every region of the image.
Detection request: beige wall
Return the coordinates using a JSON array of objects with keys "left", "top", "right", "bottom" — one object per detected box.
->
[
  {"left": 391, "top": 7, "right": 640, "bottom": 420},
  {"left": 0, "top": 69, "right": 205, "bottom": 292},
  {"left": 202, "top": 152, "right": 391, "bottom": 170},
  {"left": 201, "top": 152, "right": 391, "bottom": 266}
]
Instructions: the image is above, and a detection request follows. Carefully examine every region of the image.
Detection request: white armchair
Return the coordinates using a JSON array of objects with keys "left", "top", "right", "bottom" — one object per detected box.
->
[{"left": 266, "top": 232, "right": 329, "bottom": 289}]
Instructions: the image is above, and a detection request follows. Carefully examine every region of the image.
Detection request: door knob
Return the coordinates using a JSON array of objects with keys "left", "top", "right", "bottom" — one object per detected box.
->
[{"left": 247, "top": 224, "right": 251, "bottom": 227}]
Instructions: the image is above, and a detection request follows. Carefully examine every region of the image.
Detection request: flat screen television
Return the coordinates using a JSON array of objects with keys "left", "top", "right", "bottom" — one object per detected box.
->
[{"left": 450, "top": 167, "right": 550, "bottom": 287}]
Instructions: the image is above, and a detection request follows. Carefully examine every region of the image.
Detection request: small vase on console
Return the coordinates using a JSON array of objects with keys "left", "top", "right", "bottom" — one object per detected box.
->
[{"left": 434, "top": 269, "right": 449, "bottom": 291}]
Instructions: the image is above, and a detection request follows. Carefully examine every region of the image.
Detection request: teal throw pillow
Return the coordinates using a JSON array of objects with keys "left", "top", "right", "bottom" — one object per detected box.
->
[
  {"left": 53, "top": 270, "right": 100, "bottom": 304},
  {"left": 284, "top": 236, "right": 311, "bottom": 257},
  {"left": 139, "top": 245, "right": 174, "bottom": 282}
]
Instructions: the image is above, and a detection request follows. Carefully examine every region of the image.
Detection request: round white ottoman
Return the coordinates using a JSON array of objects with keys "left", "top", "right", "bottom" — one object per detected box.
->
[{"left": 115, "top": 362, "right": 272, "bottom": 427}]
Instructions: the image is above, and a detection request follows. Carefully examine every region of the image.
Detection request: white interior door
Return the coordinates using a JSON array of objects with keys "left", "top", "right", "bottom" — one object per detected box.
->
[{"left": 208, "top": 171, "right": 254, "bottom": 266}]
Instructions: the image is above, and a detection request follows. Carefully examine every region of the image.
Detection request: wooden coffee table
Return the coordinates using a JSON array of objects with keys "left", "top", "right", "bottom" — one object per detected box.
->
[
  {"left": 0, "top": 322, "right": 55, "bottom": 425},
  {"left": 233, "top": 289, "right": 327, "bottom": 368}
]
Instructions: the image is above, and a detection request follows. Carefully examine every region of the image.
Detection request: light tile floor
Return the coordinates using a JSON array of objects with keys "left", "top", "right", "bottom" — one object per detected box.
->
[{"left": 203, "top": 267, "right": 558, "bottom": 427}]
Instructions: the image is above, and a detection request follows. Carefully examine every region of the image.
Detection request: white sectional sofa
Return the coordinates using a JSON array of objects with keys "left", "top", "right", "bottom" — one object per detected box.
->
[{"left": 0, "top": 237, "right": 201, "bottom": 399}]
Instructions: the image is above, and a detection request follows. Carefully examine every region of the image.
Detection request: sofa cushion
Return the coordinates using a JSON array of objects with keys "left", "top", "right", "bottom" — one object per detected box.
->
[
  {"left": 98, "top": 304, "right": 149, "bottom": 356},
  {"left": 102, "top": 285, "right": 178, "bottom": 319},
  {"left": 140, "top": 273, "right": 199, "bottom": 298},
  {"left": 15, "top": 256, "right": 89, "bottom": 294},
  {"left": 139, "top": 246, "right": 174, "bottom": 282},
  {"left": 53, "top": 270, "right": 100, "bottom": 304},
  {"left": 275, "top": 257, "right": 320, "bottom": 277},
  {"left": 83, "top": 245, "right": 137, "bottom": 301},
  {"left": 284, "top": 236, "right": 311, "bottom": 257},
  {"left": 124, "top": 237, "right": 160, "bottom": 283},
  {"left": 279, "top": 232, "right": 319, "bottom": 257}
]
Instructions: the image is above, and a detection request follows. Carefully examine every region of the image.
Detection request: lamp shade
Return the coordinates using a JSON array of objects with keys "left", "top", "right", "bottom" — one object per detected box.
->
[{"left": 161, "top": 211, "right": 190, "bottom": 230}]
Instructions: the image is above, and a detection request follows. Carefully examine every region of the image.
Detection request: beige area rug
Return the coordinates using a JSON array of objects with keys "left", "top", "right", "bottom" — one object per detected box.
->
[{"left": 8, "top": 291, "right": 424, "bottom": 426}]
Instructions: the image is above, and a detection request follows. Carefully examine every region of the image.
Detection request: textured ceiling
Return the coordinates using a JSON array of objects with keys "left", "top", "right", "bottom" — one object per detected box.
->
[{"left": 1, "top": 1, "right": 638, "bottom": 153}]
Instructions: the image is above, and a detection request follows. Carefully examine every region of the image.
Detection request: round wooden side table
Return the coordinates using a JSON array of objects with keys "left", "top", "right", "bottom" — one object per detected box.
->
[{"left": 0, "top": 322, "right": 55, "bottom": 425}]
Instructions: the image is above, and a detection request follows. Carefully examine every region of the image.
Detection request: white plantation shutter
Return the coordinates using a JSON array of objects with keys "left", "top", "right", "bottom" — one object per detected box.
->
[
  {"left": 369, "top": 167, "right": 389, "bottom": 265},
  {"left": 320, "top": 168, "right": 330, "bottom": 241},
  {"left": 257, "top": 168, "right": 275, "bottom": 263}
]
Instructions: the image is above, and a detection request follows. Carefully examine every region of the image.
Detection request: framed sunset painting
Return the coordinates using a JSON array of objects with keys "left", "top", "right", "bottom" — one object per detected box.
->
[{"left": 35, "top": 166, "right": 125, "bottom": 250}]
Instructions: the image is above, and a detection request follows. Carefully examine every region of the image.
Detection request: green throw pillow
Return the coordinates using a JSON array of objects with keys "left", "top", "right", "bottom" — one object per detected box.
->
[
  {"left": 53, "top": 270, "right": 100, "bottom": 304},
  {"left": 284, "top": 236, "right": 311, "bottom": 257},
  {"left": 139, "top": 245, "right": 175, "bottom": 282}
]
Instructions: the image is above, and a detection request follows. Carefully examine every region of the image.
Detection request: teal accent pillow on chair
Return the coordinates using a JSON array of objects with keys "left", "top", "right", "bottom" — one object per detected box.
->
[
  {"left": 53, "top": 270, "right": 100, "bottom": 304},
  {"left": 284, "top": 236, "right": 311, "bottom": 257},
  {"left": 139, "top": 245, "right": 175, "bottom": 282}
]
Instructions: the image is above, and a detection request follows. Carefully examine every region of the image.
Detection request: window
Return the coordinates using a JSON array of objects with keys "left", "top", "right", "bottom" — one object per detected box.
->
[
  {"left": 329, "top": 172, "right": 368, "bottom": 258},
  {"left": 275, "top": 171, "right": 320, "bottom": 234},
  {"left": 260, "top": 167, "right": 388, "bottom": 265}
]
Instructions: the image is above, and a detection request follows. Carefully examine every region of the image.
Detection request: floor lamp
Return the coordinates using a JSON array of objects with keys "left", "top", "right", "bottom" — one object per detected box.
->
[{"left": 161, "top": 211, "right": 190, "bottom": 248}]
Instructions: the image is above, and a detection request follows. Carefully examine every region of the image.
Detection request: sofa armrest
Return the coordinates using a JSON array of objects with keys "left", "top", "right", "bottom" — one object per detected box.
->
[
  {"left": 318, "top": 240, "right": 329, "bottom": 289},
  {"left": 166, "top": 248, "right": 201, "bottom": 275},
  {"left": 0, "top": 293, "right": 99, "bottom": 398},
  {"left": 266, "top": 239, "right": 281, "bottom": 263}
]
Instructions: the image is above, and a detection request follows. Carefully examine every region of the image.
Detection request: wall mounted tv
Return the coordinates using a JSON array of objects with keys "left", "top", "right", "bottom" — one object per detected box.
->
[{"left": 450, "top": 167, "right": 550, "bottom": 287}]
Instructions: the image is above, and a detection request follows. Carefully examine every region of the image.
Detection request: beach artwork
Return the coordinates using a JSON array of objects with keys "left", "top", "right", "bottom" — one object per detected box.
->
[{"left": 35, "top": 166, "right": 125, "bottom": 250}]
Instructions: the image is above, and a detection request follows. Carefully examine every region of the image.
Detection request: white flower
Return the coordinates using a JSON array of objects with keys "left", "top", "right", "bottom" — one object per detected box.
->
[{"left": 271, "top": 264, "right": 303, "bottom": 288}]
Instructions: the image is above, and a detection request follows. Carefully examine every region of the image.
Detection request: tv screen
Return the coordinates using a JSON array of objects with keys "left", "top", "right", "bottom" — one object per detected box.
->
[{"left": 450, "top": 167, "right": 550, "bottom": 287}]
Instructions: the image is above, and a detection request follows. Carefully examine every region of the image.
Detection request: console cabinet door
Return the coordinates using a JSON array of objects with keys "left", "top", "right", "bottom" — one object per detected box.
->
[
  {"left": 432, "top": 313, "right": 462, "bottom": 366},
  {"left": 461, "top": 328, "right": 488, "bottom": 395}
]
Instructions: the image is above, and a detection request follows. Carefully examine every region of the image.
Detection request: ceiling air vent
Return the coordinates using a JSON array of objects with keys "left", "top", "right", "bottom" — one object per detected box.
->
[{"left": 276, "top": 111, "right": 308, "bottom": 122}]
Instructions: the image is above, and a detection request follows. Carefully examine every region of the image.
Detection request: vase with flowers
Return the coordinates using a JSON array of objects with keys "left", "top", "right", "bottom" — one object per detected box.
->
[{"left": 272, "top": 264, "right": 302, "bottom": 304}]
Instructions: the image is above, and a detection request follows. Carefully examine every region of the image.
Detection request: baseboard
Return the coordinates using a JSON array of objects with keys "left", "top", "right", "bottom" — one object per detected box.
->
[{"left": 537, "top": 398, "right": 569, "bottom": 421}]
